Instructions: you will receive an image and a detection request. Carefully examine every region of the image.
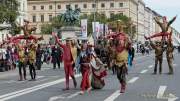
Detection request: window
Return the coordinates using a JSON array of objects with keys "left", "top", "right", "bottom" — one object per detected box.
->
[
  {"left": 101, "top": 13, "right": 105, "bottom": 17},
  {"left": 119, "top": 3, "right": 123, "bottom": 7},
  {"left": 66, "top": 5, "right": 70, "bottom": 9},
  {"left": 58, "top": 5, "right": 61, "bottom": 9},
  {"left": 110, "top": 13, "right": 114, "bottom": 18},
  {"left": 119, "top": 13, "right": 123, "bottom": 15},
  {"left": 41, "top": 6, "right": 44, "bottom": 10},
  {"left": 49, "top": 5, "right": 52, "bottom": 9},
  {"left": 92, "top": 4, "right": 96, "bottom": 8},
  {"left": 33, "top": 6, "right": 36, "bottom": 10},
  {"left": 83, "top": 4, "right": 87, "bottom": 8},
  {"left": 101, "top": 3, "right": 105, "bottom": 8},
  {"left": 49, "top": 15, "right": 52, "bottom": 21},
  {"left": 75, "top": 4, "right": 78, "bottom": 8},
  {"left": 32, "top": 15, "right": 36, "bottom": 22},
  {"left": 110, "top": 3, "right": 114, "bottom": 8},
  {"left": 41, "top": 15, "right": 44, "bottom": 22}
]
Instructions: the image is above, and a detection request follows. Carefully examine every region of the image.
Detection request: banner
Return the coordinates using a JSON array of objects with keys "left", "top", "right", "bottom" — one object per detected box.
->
[
  {"left": 99, "top": 24, "right": 104, "bottom": 36},
  {"left": 92, "top": 22, "right": 100, "bottom": 38},
  {"left": 105, "top": 24, "right": 108, "bottom": 35},
  {"left": 81, "top": 19, "right": 88, "bottom": 38}
]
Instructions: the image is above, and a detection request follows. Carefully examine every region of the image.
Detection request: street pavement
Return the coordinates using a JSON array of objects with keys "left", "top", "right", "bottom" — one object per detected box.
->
[{"left": 0, "top": 50, "right": 179, "bottom": 101}]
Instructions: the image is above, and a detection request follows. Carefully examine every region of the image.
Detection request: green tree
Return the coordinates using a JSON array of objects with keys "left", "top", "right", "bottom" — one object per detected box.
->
[
  {"left": 41, "top": 23, "right": 53, "bottom": 34},
  {"left": 0, "top": 0, "right": 20, "bottom": 35},
  {"left": 108, "top": 14, "right": 136, "bottom": 39}
]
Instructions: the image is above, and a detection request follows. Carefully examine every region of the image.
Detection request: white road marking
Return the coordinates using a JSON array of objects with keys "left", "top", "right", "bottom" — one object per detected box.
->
[
  {"left": 157, "top": 86, "right": 167, "bottom": 98},
  {"left": 67, "top": 91, "right": 81, "bottom": 99},
  {"left": 128, "top": 77, "right": 139, "bottom": 84},
  {"left": 0, "top": 74, "right": 81, "bottom": 101},
  {"left": 148, "top": 65, "right": 153, "bottom": 69},
  {"left": 104, "top": 90, "right": 121, "bottom": 101},
  {"left": 140, "top": 69, "right": 148, "bottom": 74},
  {"left": 104, "top": 76, "right": 139, "bottom": 101}
]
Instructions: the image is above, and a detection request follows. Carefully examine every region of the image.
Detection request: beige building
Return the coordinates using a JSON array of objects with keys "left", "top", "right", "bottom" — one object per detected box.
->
[
  {"left": 27, "top": 0, "right": 139, "bottom": 34},
  {"left": 137, "top": 0, "right": 145, "bottom": 42}
]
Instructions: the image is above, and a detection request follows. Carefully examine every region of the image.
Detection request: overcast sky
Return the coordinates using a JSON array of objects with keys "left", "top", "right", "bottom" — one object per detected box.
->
[{"left": 144, "top": 0, "right": 180, "bottom": 32}]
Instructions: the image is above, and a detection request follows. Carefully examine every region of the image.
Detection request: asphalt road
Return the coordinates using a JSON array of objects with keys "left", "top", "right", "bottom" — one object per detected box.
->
[{"left": 0, "top": 51, "right": 179, "bottom": 101}]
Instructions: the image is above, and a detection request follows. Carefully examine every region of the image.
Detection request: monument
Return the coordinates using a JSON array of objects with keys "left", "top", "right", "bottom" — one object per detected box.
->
[{"left": 58, "top": 5, "right": 81, "bottom": 40}]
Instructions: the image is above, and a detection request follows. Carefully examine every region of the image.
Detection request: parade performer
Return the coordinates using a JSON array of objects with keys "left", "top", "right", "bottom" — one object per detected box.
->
[
  {"left": 28, "top": 44, "right": 37, "bottom": 80},
  {"left": 144, "top": 16, "right": 177, "bottom": 40},
  {"left": 79, "top": 43, "right": 91, "bottom": 94},
  {"left": 52, "top": 32, "right": 77, "bottom": 90},
  {"left": 166, "top": 31, "right": 174, "bottom": 74},
  {"left": 17, "top": 45, "right": 26, "bottom": 81},
  {"left": 106, "top": 28, "right": 131, "bottom": 93},
  {"left": 149, "top": 39, "right": 164, "bottom": 74},
  {"left": 7, "top": 19, "right": 43, "bottom": 43}
]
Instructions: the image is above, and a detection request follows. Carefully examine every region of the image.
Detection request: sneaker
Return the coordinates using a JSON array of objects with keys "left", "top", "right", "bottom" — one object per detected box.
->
[
  {"left": 87, "top": 88, "right": 91, "bottom": 93},
  {"left": 79, "top": 91, "right": 84, "bottom": 95}
]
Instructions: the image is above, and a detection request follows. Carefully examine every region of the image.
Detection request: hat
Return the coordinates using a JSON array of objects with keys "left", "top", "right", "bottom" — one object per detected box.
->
[
  {"left": 24, "top": 19, "right": 30, "bottom": 23},
  {"left": 65, "top": 37, "right": 73, "bottom": 41}
]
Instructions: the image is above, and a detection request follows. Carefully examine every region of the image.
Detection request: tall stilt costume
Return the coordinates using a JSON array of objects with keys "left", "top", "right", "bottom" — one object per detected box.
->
[
  {"left": 28, "top": 44, "right": 37, "bottom": 80},
  {"left": 17, "top": 45, "right": 26, "bottom": 81},
  {"left": 4, "top": 20, "right": 43, "bottom": 44},
  {"left": 166, "top": 31, "right": 174, "bottom": 74},
  {"left": 144, "top": 16, "right": 177, "bottom": 75},
  {"left": 144, "top": 16, "right": 176, "bottom": 40},
  {"left": 52, "top": 32, "right": 77, "bottom": 90},
  {"left": 149, "top": 40, "right": 164, "bottom": 74}
]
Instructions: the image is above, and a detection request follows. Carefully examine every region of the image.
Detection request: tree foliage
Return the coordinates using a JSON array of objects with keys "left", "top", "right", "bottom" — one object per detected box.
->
[
  {"left": 108, "top": 14, "right": 136, "bottom": 39},
  {"left": 41, "top": 23, "right": 53, "bottom": 34},
  {"left": 0, "top": 0, "right": 20, "bottom": 35}
]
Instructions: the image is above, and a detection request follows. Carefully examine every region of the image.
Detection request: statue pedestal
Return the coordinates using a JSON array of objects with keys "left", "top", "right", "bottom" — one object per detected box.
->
[{"left": 60, "top": 26, "right": 81, "bottom": 40}]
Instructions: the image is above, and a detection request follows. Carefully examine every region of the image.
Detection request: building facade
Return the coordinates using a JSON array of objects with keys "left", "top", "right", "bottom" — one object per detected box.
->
[
  {"left": 27, "top": 0, "right": 139, "bottom": 34},
  {"left": 137, "top": 0, "right": 145, "bottom": 42},
  {"left": 17, "top": 0, "right": 28, "bottom": 26},
  {"left": 27, "top": 0, "right": 179, "bottom": 43}
]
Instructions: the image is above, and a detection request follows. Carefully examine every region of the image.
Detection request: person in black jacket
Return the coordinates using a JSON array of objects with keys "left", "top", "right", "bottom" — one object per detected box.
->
[
  {"left": 51, "top": 45, "right": 62, "bottom": 69},
  {"left": 36, "top": 44, "right": 43, "bottom": 70}
]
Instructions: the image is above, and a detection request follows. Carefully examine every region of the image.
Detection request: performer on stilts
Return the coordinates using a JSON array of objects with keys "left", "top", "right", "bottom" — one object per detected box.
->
[
  {"left": 166, "top": 31, "right": 174, "bottom": 74},
  {"left": 17, "top": 45, "right": 27, "bottom": 81},
  {"left": 52, "top": 32, "right": 77, "bottom": 90},
  {"left": 144, "top": 16, "right": 176, "bottom": 40},
  {"left": 6, "top": 19, "right": 43, "bottom": 43}
]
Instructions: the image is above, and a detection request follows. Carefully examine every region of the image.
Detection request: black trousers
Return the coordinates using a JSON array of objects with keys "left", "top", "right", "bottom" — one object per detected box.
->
[
  {"left": 36, "top": 59, "right": 42, "bottom": 70},
  {"left": 53, "top": 58, "right": 60, "bottom": 69},
  {"left": 29, "top": 63, "right": 36, "bottom": 80},
  {"left": 18, "top": 62, "right": 26, "bottom": 78}
]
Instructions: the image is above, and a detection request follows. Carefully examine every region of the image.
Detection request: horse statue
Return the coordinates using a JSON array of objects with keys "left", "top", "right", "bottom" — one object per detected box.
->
[{"left": 60, "top": 5, "right": 81, "bottom": 25}]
